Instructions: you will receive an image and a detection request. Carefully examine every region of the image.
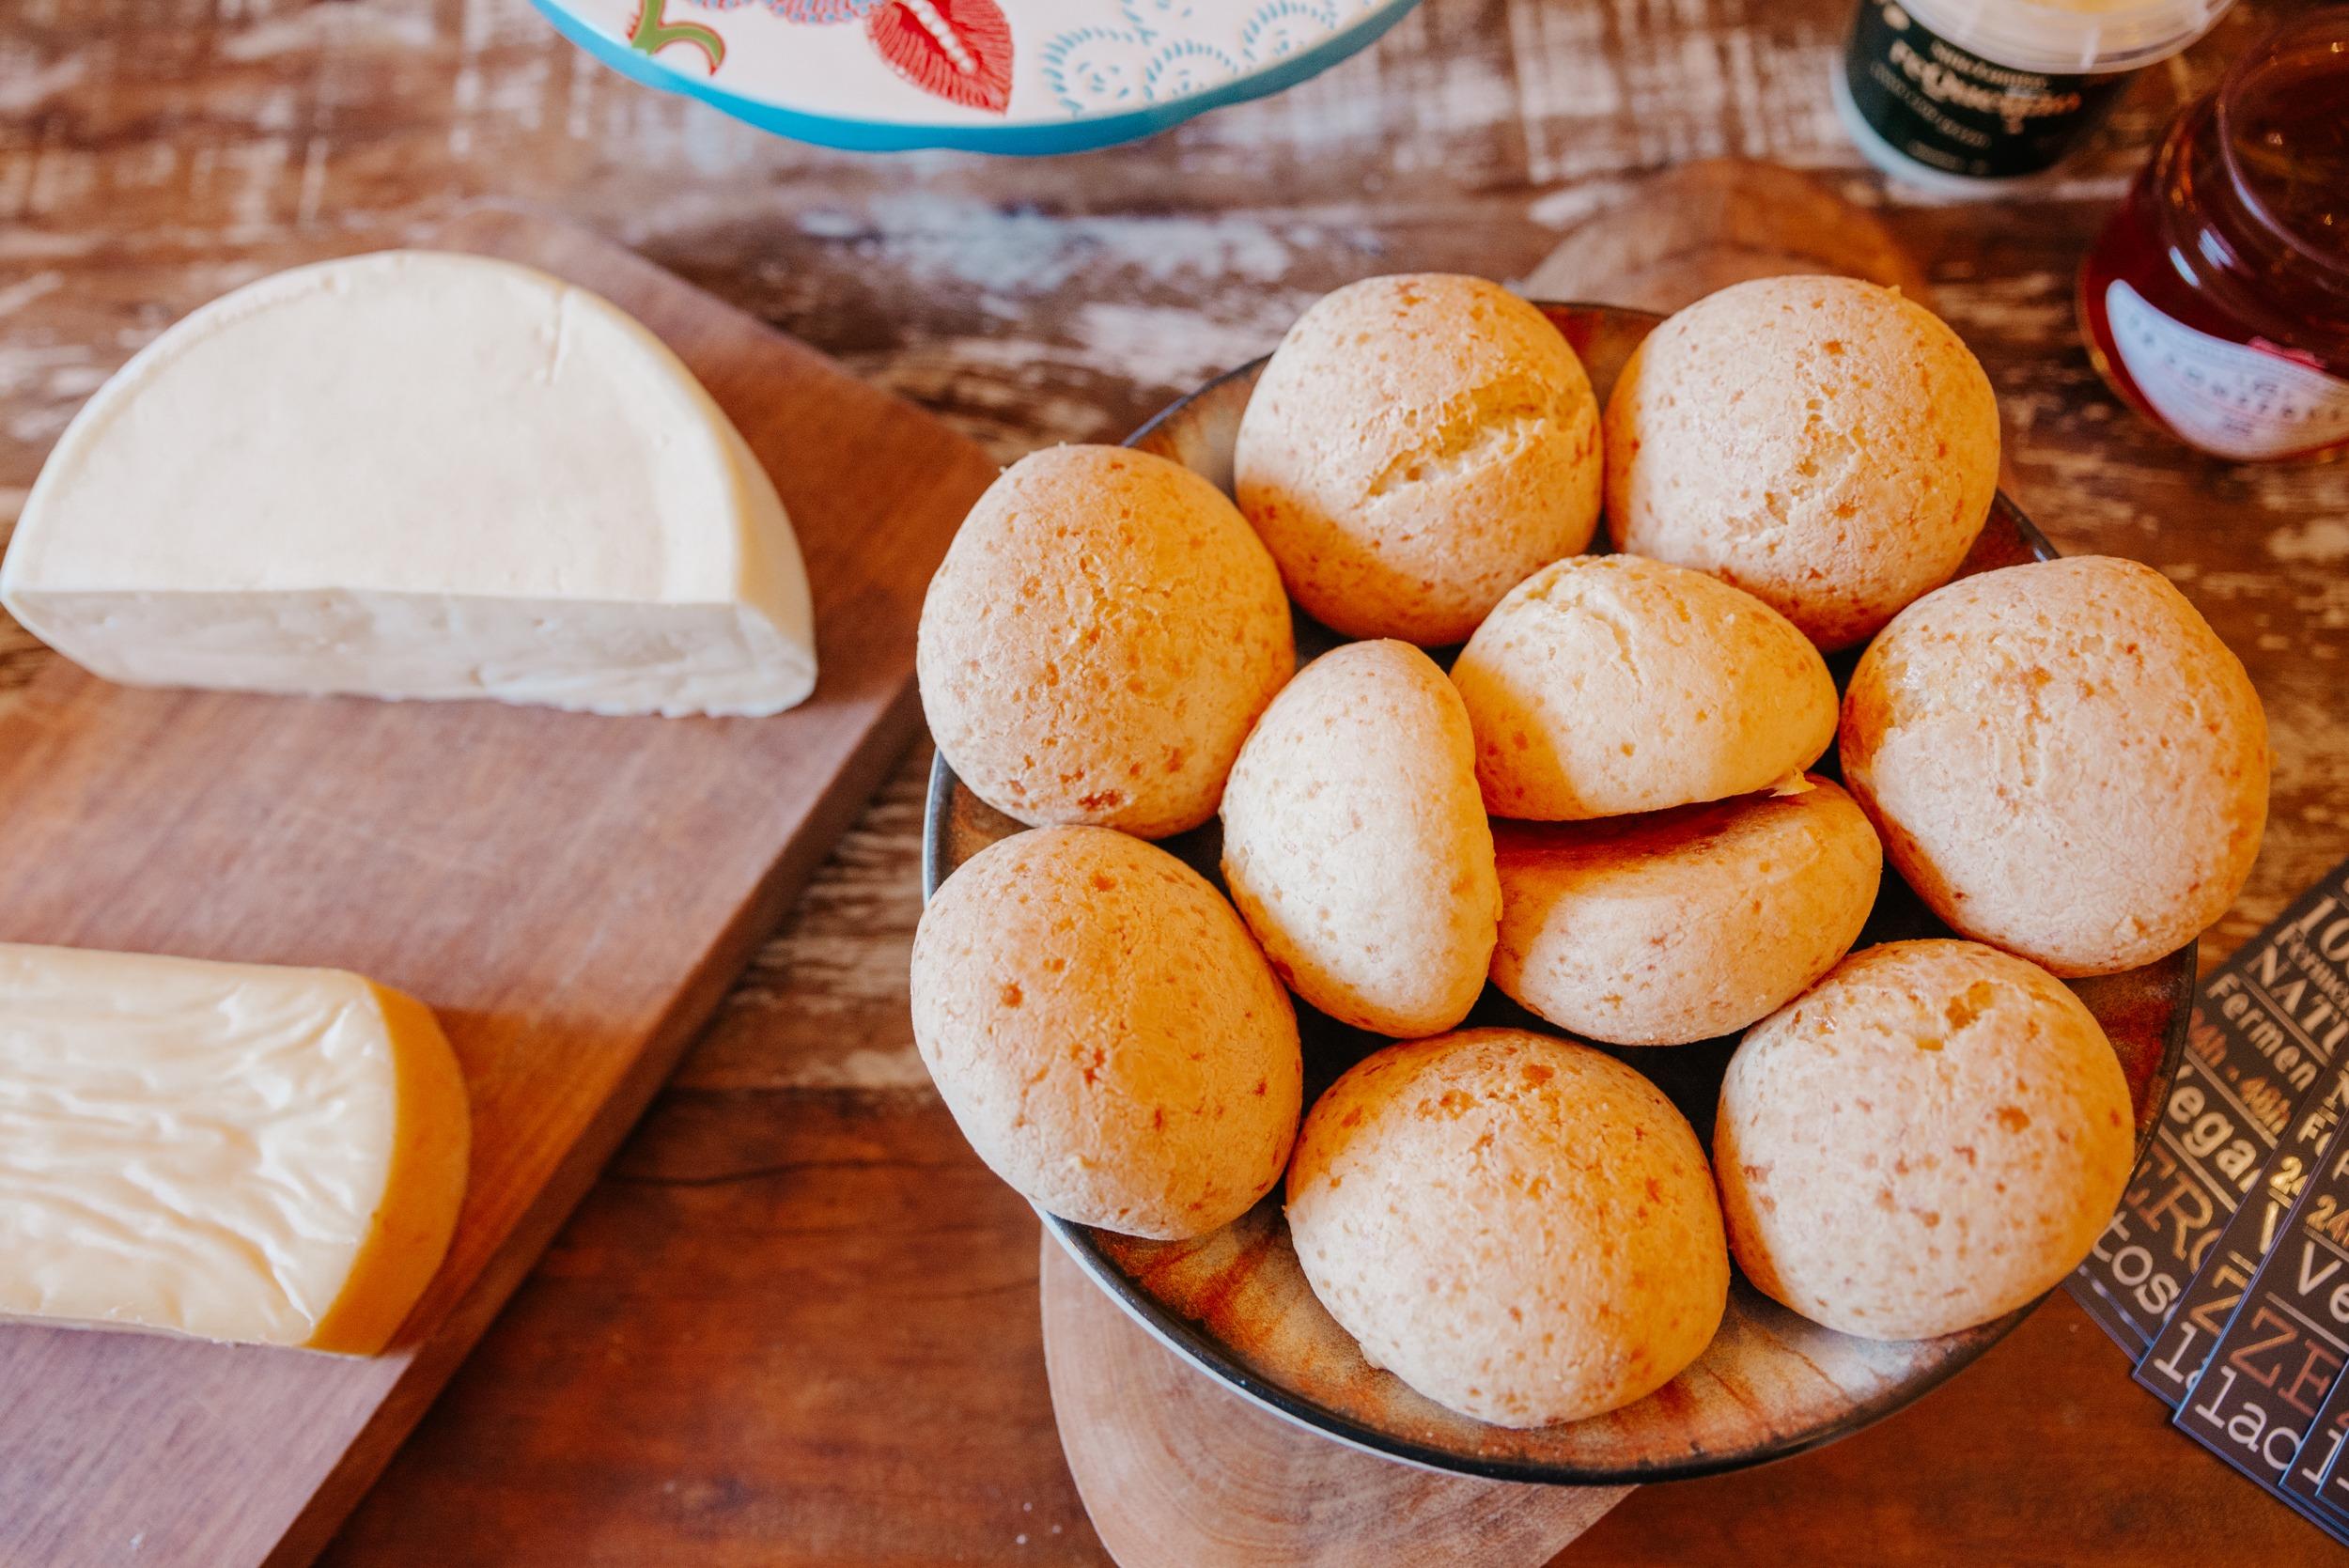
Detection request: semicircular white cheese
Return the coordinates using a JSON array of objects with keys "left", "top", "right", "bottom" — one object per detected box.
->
[{"left": 0, "top": 251, "right": 817, "bottom": 718}]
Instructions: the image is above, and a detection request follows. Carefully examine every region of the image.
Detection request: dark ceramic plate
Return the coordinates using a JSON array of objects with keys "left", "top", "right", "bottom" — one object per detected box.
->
[{"left": 922, "top": 303, "right": 2194, "bottom": 1484}]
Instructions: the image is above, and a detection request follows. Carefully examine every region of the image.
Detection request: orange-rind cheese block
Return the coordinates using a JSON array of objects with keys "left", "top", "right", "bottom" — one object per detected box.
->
[{"left": 0, "top": 943, "right": 470, "bottom": 1354}]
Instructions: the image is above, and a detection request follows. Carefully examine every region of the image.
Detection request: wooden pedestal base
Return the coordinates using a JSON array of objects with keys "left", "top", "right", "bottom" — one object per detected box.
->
[{"left": 1040, "top": 1238, "right": 1626, "bottom": 1567}]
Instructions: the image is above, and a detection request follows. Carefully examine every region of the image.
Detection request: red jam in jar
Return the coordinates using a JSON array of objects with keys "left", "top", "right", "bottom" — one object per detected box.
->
[{"left": 2079, "top": 9, "right": 2349, "bottom": 461}]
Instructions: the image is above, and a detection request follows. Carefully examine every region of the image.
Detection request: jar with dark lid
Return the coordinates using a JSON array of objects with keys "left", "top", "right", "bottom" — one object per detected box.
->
[
  {"left": 2079, "top": 9, "right": 2349, "bottom": 461},
  {"left": 1835, "top": 0, "right": 2234, "bottom": 189}
]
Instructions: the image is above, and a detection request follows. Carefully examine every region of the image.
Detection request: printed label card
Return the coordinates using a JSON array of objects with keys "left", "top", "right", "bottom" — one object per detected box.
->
[
  {"left": 2173, "top": 1109, "right": 2349, "bottom": 1545},
  {"left": 2072, "top": 862, "right": 2349, "bottom": 1351},
  {"left": 2284, "top": 1368, "right": 2349, "bottom": 1530},
  {"left": 2139, "top": 1061, "right": 2349, "bottom": 1406}
]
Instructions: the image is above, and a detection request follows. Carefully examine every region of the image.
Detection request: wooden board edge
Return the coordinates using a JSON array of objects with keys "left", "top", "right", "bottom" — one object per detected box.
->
[
  {"left": 240, "top": 208, "right": 970, "bottom": 1566},
  {"left": 262, "top": 685, "right": 927, "bottom": 1566}
]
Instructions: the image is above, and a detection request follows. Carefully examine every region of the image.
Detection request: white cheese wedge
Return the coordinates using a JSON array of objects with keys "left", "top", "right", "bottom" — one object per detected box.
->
[
  {"left": 0, "top": 251, "right": 817, "bottom": 717},
  {"left": 0, "top": 943, "right": 470, "bottom": 1355}
]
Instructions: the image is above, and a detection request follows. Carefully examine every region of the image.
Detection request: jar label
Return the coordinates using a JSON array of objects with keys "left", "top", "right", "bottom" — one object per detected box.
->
[
  {"left": 1842, "top": 1, "right": 2133, "bottom": 179},
  {"left": 2107, "top": 281, "right": 2349, "bottom": 461}
]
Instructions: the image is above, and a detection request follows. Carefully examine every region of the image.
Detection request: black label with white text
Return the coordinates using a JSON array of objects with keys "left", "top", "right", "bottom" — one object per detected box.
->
[
  {"left": 2070, "top": 862, "right": 2349, "bottom": 1351},
  {"left": 1842, "top": 0, "right": 2136, "bottom": 179},
  {"left": 2174, "top": 1110, "right": 2349, "bottom": 1544},
  {"left": 2139, "top": 1061, "right": 2349, "bottom": 1407},
  {"left": 2286, "top": 1362, "right": 2349, "bottom": 1528}
]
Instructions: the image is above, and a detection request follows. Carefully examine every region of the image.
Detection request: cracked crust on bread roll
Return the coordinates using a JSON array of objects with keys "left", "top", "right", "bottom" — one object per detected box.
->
[
  {"left": 1450, "top": 553, "right": 1838, "bottom": 821},
  {"left": 918, "top": 445, "right": 1294, "bottom": 840},
  {"left": 911, "top": 826, "right": 1302, "bottom": 1240},
  {"left": 1715, "top": 939, "right": 2135, "bottom": 1341},
  {"left": 1287, "top": 1028, "right": 1728, "bottom": 1426},
  {"left": 1605, "top": 275, "right": 1999, "bottom": 651},
  {"left": 1491, "top": 775, "right": 1881, "bottom": 1047},
  {"left": 1841, "top": 555, "right": 2267, "bottom": 977},
  {"left": 1235, "top": 274, "right": 1602, "bottom": 646}
]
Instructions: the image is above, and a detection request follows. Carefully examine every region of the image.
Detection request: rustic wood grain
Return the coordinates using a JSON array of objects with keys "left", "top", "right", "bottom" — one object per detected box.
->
[
  {"left": 6, "top": 0, "right": 2347, "bottom": 1561},
  {"left": 318, "top": 1041, "right": 2338, "bottom": 1568},
  {"left": 333, "top": 1091, "right": 1099, "bottom": 1568},
  {"left": 0, "top": 207, "right": 995, "bottom": 1568}
]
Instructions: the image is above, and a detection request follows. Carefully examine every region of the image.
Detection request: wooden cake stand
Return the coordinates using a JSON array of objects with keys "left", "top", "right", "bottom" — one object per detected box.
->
[{"left": 1038, "top": 161, "right": 1945, "bottom": 1566}]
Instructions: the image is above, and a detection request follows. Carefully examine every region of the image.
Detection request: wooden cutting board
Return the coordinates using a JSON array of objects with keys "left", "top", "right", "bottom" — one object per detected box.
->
[{"left": 0, "top": 206, "right": 996, "bottom": 1568}]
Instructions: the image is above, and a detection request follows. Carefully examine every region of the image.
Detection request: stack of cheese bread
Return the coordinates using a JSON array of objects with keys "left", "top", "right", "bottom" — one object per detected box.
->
[{"left": 911, "top": 272, "right": 2269, "bottom": 1428}]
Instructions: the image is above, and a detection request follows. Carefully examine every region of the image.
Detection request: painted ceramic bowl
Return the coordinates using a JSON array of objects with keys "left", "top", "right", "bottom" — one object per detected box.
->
[
  {"left": 922, "top": 302, "right": 2195, "bottom": 1483},
  {"left": 532, "top": 0, "right": 1420, "bottom": 153}
]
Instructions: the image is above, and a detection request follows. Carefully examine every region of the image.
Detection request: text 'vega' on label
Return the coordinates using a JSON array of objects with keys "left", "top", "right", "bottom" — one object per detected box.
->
[
  {"left": 2069, "top": 862, "right": 2349, "bottom": 1351},
  {"left": 2139, "top": 1061, "right": 2349, "bottom": 1407}
]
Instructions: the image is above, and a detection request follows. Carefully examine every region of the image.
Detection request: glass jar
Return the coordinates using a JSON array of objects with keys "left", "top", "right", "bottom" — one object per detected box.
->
[
  {"left": 1835, "top": 0, "right": 2233, "bottom": 190},
  {"left": 2078, "top": 10, "right": 2349, "bottom": 461}
]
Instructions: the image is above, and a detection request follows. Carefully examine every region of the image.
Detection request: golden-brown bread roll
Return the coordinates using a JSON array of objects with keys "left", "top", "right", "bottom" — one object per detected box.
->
[
  {"left": 1221, "top": 640, "right": 1499, "bottom": 1037},
  {"left": 1841, "top": 555, "right": 2267, "bottom": 977},
  {"left": 918, "top": 445, "right": 1293, "bottom": 840},
  {"left": 1491, "top": 776, "right": 1881, "bottom": 1046},
  {"left": 910, "top": 827, "right": 1302, "bottom": 1240},
  {"left": 1715, "top": 939, "right": 2135, "bottom": 1341},
  {"left": 1287, "top": 1028, "right": 1728, "bottom": 1426},
  {"left": 1450, "top": 554, "right": 1837, "bottom": 820},
  {"left": 1605, "top": 275, "right": 1999, "bottom": 651},
  {"left": 1234, "top": 274, "right": 1601, "bottom": 645}
]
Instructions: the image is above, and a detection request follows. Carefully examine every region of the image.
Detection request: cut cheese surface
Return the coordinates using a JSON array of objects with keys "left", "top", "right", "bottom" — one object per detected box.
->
[
  {"left": 0, "top": 250, "right": 817, "bottom": 717},
  {"left": 0, "top": 943, "right": 470, "bottom": 1354}
]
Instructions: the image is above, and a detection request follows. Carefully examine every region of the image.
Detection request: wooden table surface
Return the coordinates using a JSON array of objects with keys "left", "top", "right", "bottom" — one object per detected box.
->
[{"left": 5, "top": 0, "right": 2347, "bottom": 1562}]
